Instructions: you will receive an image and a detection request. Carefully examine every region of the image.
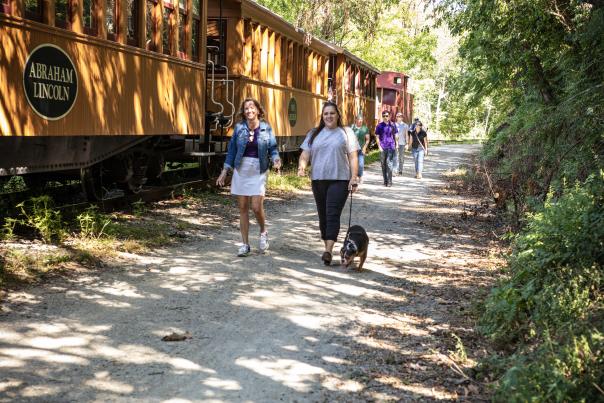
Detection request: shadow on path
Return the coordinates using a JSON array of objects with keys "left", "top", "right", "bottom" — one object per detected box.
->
[{"left": 0, "top": 144, "right": 494, "bottom": 402}]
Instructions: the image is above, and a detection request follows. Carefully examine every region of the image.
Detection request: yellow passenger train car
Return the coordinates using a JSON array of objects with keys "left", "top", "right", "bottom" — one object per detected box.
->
[
  {"left": 1, "top": 0, "right": 392, "bottom": 199},
  {"left": 326, "top": 45, "right": 379, "bottom": 132},
  {"left": 204, "top": 0, "right": 379, "bottom": 154},
  {"left": 0, "top": 0, "right": 208, "bottom": 197}
]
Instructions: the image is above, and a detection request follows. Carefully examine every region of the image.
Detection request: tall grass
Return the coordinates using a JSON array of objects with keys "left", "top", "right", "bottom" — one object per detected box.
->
[{"left": 267, "top": 169, "right": 310, "bottom": 193}]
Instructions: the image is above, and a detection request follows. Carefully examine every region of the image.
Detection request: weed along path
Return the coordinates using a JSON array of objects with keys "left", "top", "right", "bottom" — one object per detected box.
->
[{"left": 0, "top": 144, "right": 500, "bottom": 402}]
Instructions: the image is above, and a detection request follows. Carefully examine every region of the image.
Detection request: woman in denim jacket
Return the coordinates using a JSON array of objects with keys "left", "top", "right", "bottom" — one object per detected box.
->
[{"left": 216, "top": 98, "right": 281, "bottom": 257}]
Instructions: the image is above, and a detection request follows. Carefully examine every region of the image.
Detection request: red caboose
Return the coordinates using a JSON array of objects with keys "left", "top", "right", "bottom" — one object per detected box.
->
[{"left": 376, "top": 71, "right": 414, "bottom": 123}]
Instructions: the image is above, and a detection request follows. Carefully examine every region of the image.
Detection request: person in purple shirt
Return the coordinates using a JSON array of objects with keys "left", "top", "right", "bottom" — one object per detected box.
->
[{"left": 375, "top": 110, "right": 398, "bottom": 187}]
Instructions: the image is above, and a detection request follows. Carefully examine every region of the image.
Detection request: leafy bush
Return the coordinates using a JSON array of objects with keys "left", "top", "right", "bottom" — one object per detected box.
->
[
  {"left": 480, "top": 173, "right": 604, "bottom": 401},
  {"left": 16, "top": 196, "right": 65, "bottom": 243},
  {"left": 77, "top": 206, "right": 111, "bottom": 238},
  {"left": 495, "top": 329, "right": 604, "bottom": 402}
]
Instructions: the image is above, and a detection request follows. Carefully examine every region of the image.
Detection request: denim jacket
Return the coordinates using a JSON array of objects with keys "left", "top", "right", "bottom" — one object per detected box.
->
[{"left": 223, "top": 120, "right": 280, "bottom": 174}]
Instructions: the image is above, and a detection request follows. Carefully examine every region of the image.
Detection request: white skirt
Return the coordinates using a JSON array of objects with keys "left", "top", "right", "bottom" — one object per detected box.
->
[{"left": 231, "top": 157, "right": 267, "bottom": 196}]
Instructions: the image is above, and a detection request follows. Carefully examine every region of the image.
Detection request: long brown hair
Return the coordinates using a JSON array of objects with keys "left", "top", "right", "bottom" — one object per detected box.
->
[
  {"left": 308, "top": 101, "right": 343, "bottom": 146},
  {"left": 237, "top": 98, "right": 266, "bottom": 122}
]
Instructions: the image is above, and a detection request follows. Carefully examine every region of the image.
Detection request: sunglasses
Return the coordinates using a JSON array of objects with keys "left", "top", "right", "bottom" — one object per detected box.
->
[
  {"left": 382, "top": 114, "right": 389, "bottom": 118},
  {"left": 248, "top": 130, "right": 255, "bottom": 142}
]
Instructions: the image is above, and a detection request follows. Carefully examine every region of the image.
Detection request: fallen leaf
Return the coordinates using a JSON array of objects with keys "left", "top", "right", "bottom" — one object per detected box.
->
[{"left": 161, "top": 332, "right": 191, "bottom": 342}]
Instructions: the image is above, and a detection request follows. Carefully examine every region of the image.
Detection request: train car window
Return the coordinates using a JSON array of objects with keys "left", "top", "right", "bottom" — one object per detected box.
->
[
  {"left": 1, "top": 0, "right": 10, "bottom": 14},
  {"left": 55, "top": 0, "right": 69, "bottom": 28},
  {"left": 82, "top": 0, "right": 97, "bottom": 35},
  {"left": 192, "top": 18, "right": 200, "bottom": 60},
  {"left": 106, "top": 0, "right": 117, "bottom": 39},
  {"left": 162, "top": 0, "right": 175, "bottom": 55},
  {"left": 191, "top": 0, "right": 201, "bottom": 60},
  {"left": 127, "top": 0, "right": 138, "bottom": 46},
  {"left": 344, "top": 63, "right": 350, "bottom": 93},
  {"left": 145, "top": 0, "right": 155, "bottom": 50},
  {"left": 327, "top": 54, "right": 336, "bottom": 99},
  {"left": 278, "top": 38, "right": 286, "bottom": 85},
  {"left": 292, "top": 43, "right": 298, "bottom": 88},
  {"left": 177, "top": 0, "right": 186, "bottom": 58},
  {"left": 162, "top": 5, "right": 169, "bottom": 54},
  {"left": 25, "top": 0, "right": 42, "bottom": 21},
  {"left": 207, "top": 19, "right": 226, "bottom": 67}
]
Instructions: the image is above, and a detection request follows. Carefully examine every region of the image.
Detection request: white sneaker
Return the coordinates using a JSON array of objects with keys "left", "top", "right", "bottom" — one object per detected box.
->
[
  {"left": 237, "top": 244, "right": 251, "bottom": 257},
  {"left": 259, "top": 231, "right": 269, "bottom": 253}
]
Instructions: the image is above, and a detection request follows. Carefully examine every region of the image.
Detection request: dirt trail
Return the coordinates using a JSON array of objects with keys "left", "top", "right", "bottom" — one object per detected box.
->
[{"left": 0, "top": 144, "right": 498, "bottom": 402}]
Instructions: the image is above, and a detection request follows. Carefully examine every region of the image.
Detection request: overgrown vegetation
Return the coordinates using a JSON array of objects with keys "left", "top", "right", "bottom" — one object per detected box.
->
[
  {"left": 267, "top": 167, "right": 310, "bottom": 194},
  {"left": 479, "top": 174, "right": 604, "bottom": 401},
  {"left": 0, "top": 199, "right": 176, "bottom": 288},
  {"left": 0, "top": 168, "right": 310, "bottom": 289},
  {"left": 434, "top": 1, "right": 604, "bottom": 400}
]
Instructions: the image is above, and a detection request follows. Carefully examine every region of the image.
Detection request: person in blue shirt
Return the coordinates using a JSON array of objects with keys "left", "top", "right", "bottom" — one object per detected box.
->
[{"left": 216, "top": 98, "right": 281, "bottom": 256}]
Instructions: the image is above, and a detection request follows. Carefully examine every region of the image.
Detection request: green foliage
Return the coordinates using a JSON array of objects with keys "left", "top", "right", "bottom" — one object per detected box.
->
[
  {"left": 0, "top": 176, "right": 27, "bottom": 194},
  {"left": 494, "top": 329, "right": 604, "bottom": 402},
  {"left": 266, "top": 169, "right": 310, "bottom": 193},
  {"left": 450, "top": 333, "right": 468, "bottom": 364},
  {"left": 364, "top": 150, "right": 381, "bottom": 165},
  {"left": 77, "top": 206, "right": 111, "bottom": 239},
  {"left": 16, "top": 196, "right": 65, "bottom": 243},
  {"left": 480, "top": 174, "right": 604, "bottom": 401},
  {"left": 131, "top": 200, "right": 147, "bottom": 217},
  {"left": 1, "top": 217, "right": 20, "bottom": 241},
  {"left": 436, "top": 1, "right": 604, "bottom": 139},
  {"left": 256, "top": 0, "right": 399, "bottom": 45}
]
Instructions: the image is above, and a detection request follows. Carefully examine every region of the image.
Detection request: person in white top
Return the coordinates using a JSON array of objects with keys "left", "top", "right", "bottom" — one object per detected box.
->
[
  {"left": 216, "top": 98, "right": 281, "bottom": 257},
  {"left": 298, "top": 101, "right": 359, "bottom": 266},
  {"left": 394, "top": 112, "right": 409, "bottom": 175}
]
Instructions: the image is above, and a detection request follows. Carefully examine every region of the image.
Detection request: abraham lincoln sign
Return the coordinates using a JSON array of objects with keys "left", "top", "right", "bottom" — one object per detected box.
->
[{"left": 23, "top": 44, "right": 78, "bottom": 120}]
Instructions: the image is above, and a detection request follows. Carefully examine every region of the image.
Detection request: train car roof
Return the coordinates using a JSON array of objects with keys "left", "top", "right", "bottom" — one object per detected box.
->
[
  {"left": 377, "top": 71, "right": 411, "bottom": 91},
  {"left": 317, "top": 40, "right": 381, "bottom": 74},
  {"left": 239, "top": 0, "right": 380, "bottom": 73},
  {"left": 240, "top": 0, "right": 333, "bottom": 55}
]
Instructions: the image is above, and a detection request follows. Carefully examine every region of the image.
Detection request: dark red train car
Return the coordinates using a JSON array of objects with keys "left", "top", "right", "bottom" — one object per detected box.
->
[{"left": 376, "top": 71, "right": 414, "bottom": 124}]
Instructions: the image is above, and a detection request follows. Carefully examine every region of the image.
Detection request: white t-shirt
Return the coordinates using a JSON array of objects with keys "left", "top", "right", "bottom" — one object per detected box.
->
[
  {"left": 300, "top": 126, "right": 359, "bottom": 181},
  {"left": 395, "top": 122, "right": 409, "bottom": 145}
]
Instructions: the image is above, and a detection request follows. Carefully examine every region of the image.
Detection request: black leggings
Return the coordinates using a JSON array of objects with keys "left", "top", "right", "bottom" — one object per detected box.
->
[{"left": 311, "top": 180, "right": 349, "bottom": 241}]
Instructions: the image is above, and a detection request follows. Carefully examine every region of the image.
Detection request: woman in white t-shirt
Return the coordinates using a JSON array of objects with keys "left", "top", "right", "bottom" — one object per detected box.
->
[{"left": 297, "top": 102, "right": 360, "bottom": 266}]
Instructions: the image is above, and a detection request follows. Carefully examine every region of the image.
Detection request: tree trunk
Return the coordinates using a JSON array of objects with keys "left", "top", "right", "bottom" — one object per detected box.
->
[
  {"left": 523, "top": 43, "right": 556, "bottom": 104},
  {"left": 435, "top": 78, "right": 446, "bottom": 135}
]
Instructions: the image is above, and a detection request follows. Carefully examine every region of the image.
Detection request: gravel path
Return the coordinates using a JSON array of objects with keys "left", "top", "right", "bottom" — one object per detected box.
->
[{"left": 0, "top": 144, "right": 496, "bottom": 402}]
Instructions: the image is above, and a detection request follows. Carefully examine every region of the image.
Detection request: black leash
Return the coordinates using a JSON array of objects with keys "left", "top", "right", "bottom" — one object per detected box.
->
[{"left": 347, "top": 187, "right": 354, "bottom": 233}]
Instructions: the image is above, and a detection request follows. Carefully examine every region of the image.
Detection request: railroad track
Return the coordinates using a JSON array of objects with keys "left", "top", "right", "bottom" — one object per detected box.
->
[{"left": 0, "top": 167, "right": 219, "bottom": 220}]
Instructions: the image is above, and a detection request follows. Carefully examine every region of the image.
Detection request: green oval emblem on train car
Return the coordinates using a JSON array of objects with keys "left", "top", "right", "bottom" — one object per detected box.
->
[
  {"left": 23, "top": 44, "right": 78, "bottom": 120},
  {"left": 288, "top": 98, "right": 297, "bottom": 127}
]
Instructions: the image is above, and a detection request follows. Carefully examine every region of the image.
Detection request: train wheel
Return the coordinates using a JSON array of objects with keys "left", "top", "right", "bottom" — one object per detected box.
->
[
  {"left": 200, "top": 156, "right": 222, "bottom": 179},
  {"left": 22, "top": 174, "right": 47, "bottom": 190},
  {"left": 146, "top": 153, "right": 165, "bottom": 185},
  {"left": 208, "top": 156, "right": 223, "bottom": 178},
  {"left": 114, "top": 153, "right": 147, "bottom": 194},
  {"left": 81, "top": 165, "right": 105, "bottom": 201}
]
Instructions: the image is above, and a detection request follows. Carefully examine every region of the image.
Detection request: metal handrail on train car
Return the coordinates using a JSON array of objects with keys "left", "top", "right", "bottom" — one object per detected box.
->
[
  {"left": 219, "top": 63, "right": 236, "bottom": 129},
  {"left": 207, "top": 56, "right": 225, "bottom": 133}
]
